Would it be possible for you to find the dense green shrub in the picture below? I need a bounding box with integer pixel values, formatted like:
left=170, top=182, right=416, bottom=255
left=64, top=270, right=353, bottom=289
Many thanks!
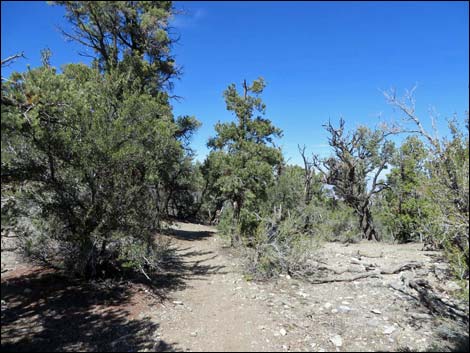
left=1, top=1, right=199, bottom=279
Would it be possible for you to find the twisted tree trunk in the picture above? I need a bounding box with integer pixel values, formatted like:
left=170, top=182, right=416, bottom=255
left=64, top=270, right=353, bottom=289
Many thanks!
left=358, top=205, right=379, bottom=241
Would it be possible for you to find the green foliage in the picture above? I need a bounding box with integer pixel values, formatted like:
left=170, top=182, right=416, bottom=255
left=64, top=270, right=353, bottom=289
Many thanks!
left=381, top=136, right=436, bottom=242
left=51, top=1, right=177, bottom=91
left=427, top=118, right=469, bottom=285
left=314, top=119, right=396, bottom=241
left=1, top=1, right=199, bottom=279
left=205, top=77, right=283, bottom=245
left=1, top=63, right=186, bottom=277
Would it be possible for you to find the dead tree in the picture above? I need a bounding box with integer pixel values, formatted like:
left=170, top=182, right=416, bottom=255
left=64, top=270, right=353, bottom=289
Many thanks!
left=298, top=145, right=315, bottom=230
left=1, top=52, right=25, bottom=67
left=384, top=87, right=469, bottom=278
left=313, top=119, right=396, bottom=241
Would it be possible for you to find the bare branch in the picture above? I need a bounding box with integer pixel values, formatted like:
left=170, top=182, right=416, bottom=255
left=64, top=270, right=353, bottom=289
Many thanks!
left=1, top=52, right=25, bottom=67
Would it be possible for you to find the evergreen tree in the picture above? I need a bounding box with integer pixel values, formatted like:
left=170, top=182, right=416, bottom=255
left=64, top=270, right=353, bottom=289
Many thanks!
left=1, top=1, right=199, bottom=279
left=313, top=119, right=396, bottom=241
left=384, top=136, right=434, bottom=242
left=206, top=78, right=283, bottom=245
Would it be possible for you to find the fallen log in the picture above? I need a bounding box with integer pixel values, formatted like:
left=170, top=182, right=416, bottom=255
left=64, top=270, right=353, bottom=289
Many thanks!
left=408, top=279, right=468, bottom=322
left=380, top=262, right=423, bottom=274
left=307, top=272, right=381, bottom=284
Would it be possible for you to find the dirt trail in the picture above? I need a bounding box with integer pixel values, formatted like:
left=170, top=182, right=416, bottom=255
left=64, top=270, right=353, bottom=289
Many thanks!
left=149, top=222, right=467, bottom=352
left=150, top=222, right=281, bottom=352
left=2, top=222, right=468, bottom=352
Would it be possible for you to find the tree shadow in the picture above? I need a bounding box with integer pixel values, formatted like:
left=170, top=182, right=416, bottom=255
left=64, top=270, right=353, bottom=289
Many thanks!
left=1, top=270, right=179, bottom=352
left=149, top=246, right=227, bottom=296
left=1, top=228, right=227, bottom=352
left=163, top=227, right=215, bottom=242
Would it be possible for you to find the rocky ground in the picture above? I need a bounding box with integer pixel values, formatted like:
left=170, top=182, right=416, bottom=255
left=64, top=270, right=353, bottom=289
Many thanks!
left=1, top=222, right=468, bottom=352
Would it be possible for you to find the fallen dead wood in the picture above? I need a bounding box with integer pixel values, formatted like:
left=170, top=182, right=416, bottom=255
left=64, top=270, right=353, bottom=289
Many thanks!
left=380, top=262, right=423, bottom=274
left=356, top=250, right=384, bottom=259
left=350, top=258, right=376, bottom=268
left=408, top=279, right=468, bottom=322
left=307, top=272, right=381, bottom=284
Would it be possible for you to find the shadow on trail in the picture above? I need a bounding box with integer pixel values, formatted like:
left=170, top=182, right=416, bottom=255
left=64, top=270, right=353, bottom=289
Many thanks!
left=163, top=224, right=215, bottom=242
left=152, top=244, right=227, bottom=293
left=1, top=229, right=226, bottom=352
left=1, top=270, right=178, bottom=352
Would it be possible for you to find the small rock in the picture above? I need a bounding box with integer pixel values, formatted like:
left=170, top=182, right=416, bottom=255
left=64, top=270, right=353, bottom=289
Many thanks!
left=330, top=335, right=343, bottom=347
left=324, top=302, right=333, bottom=309
left=341, top=301, right=350, bottom=305
left=190, top=331, right=198, bottom=337
left=445, top=281, right=461, bottom=293
left=24, top=288, right=32, bottom=294
left=172, top=301, right=183, bottom=305
left=338, top=305, right=352, bottom=313
left=367, top=319, right=380, bottom=327
left=280, top=328, right=287, bottom=336
left=371, top=309, right=382, bottom=314
left=331, top=309, right=338, bottom=314
left=383, top=325, right=396, bottom=335
left=411, top=312, right=432, bottom=320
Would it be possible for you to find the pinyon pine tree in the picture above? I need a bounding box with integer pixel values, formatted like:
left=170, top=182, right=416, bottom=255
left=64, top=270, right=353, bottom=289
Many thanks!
left=1, top=1, right=199, bottom=279
left=206, top=78, right=283, bottom=245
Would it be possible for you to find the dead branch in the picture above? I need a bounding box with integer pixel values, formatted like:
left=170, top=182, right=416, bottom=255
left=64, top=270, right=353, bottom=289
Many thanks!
left=1, top=52, right=25, bottom=67
left=408, top=279, right=468, bottom=322
left=356, top=250, right=383, bottom=258
left=380, top=262, right=423, bottom=274
left=307, top=272, right=381, bottom=284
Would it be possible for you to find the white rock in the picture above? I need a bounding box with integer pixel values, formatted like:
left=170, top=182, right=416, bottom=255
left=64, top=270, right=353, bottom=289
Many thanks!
left=331, top=309, right=338, bottom=314
left=330, top=335, right=343, bottom=347
left=383, top=325, right=396, bottom=335
left=280, top=328, right=287, bottom=336
left=172, top=300, right=183, bottom=305
left=324, top=302, right=333, bottom=309
left=190, top=331, right=198, bottom=337
left=338, top=305, right=352, bottom=313
left=371, top=309, right=382, bottom=314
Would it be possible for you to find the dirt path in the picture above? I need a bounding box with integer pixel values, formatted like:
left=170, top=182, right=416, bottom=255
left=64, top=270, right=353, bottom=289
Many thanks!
left=149, top=222, right=283, bottom=352
left=149, top=222, right=467, bottom=352
left=2, top=222, right=468, bottom=352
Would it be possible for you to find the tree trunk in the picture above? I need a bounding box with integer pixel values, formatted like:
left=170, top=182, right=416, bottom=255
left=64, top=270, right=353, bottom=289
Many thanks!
left=358, top=206, right=379, bottom=241
left=231, top=200, right=241, bottom=247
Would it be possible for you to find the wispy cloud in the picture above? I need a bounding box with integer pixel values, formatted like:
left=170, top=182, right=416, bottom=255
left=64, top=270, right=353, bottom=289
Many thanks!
left=171, top=7, right=206, bottom=29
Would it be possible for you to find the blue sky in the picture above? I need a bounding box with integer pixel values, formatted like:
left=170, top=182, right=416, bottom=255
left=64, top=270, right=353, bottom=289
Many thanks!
left=2, top=1, right=469, bottom=165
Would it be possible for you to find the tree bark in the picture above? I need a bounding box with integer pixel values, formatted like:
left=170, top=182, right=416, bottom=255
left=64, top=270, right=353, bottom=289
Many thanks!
left=358, top=205, right=379, bottom=241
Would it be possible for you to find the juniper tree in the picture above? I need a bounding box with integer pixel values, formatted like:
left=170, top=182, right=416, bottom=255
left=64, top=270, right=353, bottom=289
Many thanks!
left=313, top=119, right=396, bottom=241
left=383, top=136, right=435, bottom=242
left=384, top=88, right=469, bottom=284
